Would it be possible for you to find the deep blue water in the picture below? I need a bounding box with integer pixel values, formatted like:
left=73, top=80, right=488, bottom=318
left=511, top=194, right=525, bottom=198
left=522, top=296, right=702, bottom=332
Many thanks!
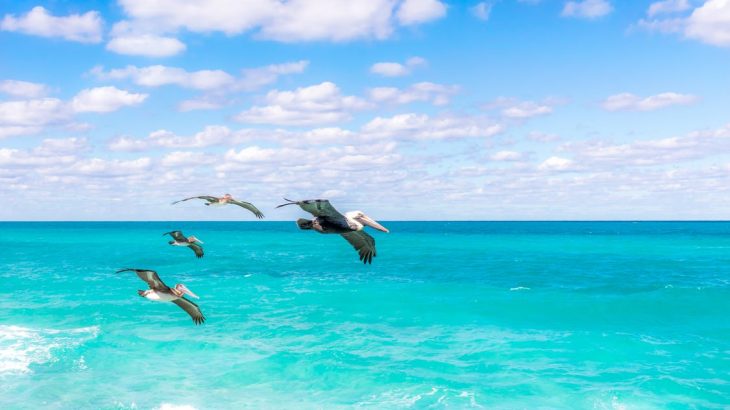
left=1, top=221, right=729, bottom=409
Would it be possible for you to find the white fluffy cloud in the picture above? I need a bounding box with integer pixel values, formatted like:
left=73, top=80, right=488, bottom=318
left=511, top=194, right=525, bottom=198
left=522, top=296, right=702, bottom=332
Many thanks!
left=0, top=86, right=144, bottom=138
left=491, top=150, right=524, bottom=161
left=685, top=0, right=730, bottom=46
left=111, top=0, right=448, bottom=50
left=362, top=113, right=503, bottom=140
left=236, top=82, right=371, bottom=125
left=0, top=6, right=102, bottom=43
left=637, top=0, right=730, bottom=48
left=501, top=101, right=553, bottom=119
left=71, top=87, right=148, bottom=113
left=0, top=80, right=49, bottom=99
left=397, top=0, right=447, bottom=25
left=109, top=126, right=248, bottom=151
left=0, top=98, right=71, bottom=127
left=562, top=0, right=613, bottom=19
left=538, top=156, right=575, bottom=171
left=370, top=57, right=426, bottom=77
left=559, top=124, right=730, bottom=167
left=92, top=65, right=235, bottom=90
left=601, top=92, right=697, bottom=111
left=368, top=82, right=458, bottom=106
left=92, top=61, right=309, bottom=111
left=106, top=34, right=187, bottom=57
left=485, top=97, right=559, bottom=119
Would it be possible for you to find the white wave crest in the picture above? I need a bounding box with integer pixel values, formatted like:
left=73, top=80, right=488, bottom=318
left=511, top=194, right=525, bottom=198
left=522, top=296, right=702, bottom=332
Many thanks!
left=0, top=324, right=99, bottom=375
left=510, top=286, right=531, bottom=291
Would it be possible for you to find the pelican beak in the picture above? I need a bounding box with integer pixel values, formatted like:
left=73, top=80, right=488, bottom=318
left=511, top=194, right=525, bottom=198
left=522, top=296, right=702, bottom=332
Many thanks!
left=180, top=285, right=200, bottom=299
left=192, top=237, right=204, bottom=244
left=360, top=215, right=389, bottom=233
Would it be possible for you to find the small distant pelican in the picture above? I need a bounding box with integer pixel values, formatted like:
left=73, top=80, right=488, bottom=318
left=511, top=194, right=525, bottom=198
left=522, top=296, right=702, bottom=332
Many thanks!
left=276, top=198, right=389, bottom=264
left=172, top=194, right=264, bottom=219
left=117, top=268, right=205, bottom=325
left=164, top=231, right=204, bottom=258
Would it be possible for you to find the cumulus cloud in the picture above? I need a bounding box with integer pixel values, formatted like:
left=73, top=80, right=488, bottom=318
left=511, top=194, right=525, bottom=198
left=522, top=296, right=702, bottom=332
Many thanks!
left=0, top=80, right=49, bottom=99
left=559, top=124, right=730, bottom=167
left=368, top=82, right=458, bottom=106
left=0, top=87, right=143, bottom=138
left=0, top=6, right=103, bottom=43
left=601, top=92, right=697, bottom=111
left=235, top=82, right=371, bottom=126
left=397, top=0, right=448, bottom=25
left=34, top=137, right=89, bottom=156
left=0, top=98, right=71, bottom=127
left=491, top=150, right=524, bottom=161
left=71, top=87, right=148, bottom=113
left=370, top=57, right=427, bottom=77
left=92, top=61, right=309, bottom=111
left=108, top=125, right=362, bottom=152
left=562, top=0, right=613, bottom=19
left=636, top=0, right=730, bottom=48
left=111, top=0, right=447, bottom=49
left=539, top=156, right=575, bottom=171
left=106, top=34, right=186, bottom=57
left=91, top=65, right=235, bottom=90
left=685, top=0, right=730, bottom=47
left=362, top=113, right=503, bottom=140
left=109, top=126, right=247, bottom=151
left=485, top=97, right=559, bottom=119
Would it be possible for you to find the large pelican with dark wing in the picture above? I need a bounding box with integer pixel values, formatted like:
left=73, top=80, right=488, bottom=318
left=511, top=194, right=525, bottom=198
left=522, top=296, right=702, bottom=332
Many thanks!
left=117, top=268, right=205, bottom=324
left=164, top=230, right=204, bottom=258
left=172, top=194, right=264, bottom=219
left=276, top=198, right=389, bottom=264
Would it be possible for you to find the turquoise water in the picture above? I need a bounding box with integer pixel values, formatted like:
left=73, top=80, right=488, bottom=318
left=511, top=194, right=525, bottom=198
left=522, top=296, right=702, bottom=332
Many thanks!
left=1, top=221, right=729, bottom=409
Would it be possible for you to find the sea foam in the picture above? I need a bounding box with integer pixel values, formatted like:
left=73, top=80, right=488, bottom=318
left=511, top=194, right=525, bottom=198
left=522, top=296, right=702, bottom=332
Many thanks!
left=0, top=324, right=99, bottom=375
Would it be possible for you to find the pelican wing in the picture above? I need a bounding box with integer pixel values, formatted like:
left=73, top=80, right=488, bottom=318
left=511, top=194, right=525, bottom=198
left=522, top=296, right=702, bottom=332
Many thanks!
left=280, top=199, right=346, bottom=221
left=164, top=230, right=187, bottom=241
left=341, top=231, right=377, bottom=264
left=229, top=199, right=265, bottom=219
left=172, top=297, right=206, bottom=325
left=172, top=196, right=218, bottom=205
left=118, top=268, right=170, bottom=291
left=189, top=243, right=204, bottom=258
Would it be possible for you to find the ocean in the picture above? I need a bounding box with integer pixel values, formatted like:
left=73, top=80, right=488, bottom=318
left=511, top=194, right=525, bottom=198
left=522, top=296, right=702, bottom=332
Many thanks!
left=1, top=221, right=729, bottom=409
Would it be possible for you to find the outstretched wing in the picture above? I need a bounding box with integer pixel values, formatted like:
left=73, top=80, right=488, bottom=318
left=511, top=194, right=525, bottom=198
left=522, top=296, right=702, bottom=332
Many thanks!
left=164, top=230, right=187, bottom=241
left=172, top=297, right=205, bottom=325
left=341, top=231, right=377, bottom=264
left=171, top=196, right=218, bottom=205
left=189, top=243, right=204, bottom=258
left=117, top=268, right=170, bottom=291
left=229, top=199, right=265, bottom=219
left=278, top=199, right=346, bottom=221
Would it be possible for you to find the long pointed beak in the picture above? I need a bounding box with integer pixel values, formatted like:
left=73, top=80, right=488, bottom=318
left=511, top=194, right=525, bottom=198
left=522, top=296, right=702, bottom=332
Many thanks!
left=193, top=238, right=204, bottom=244
left=361, top=215, right=389, bottom=233
left=183, top=287, right=200, bottom=299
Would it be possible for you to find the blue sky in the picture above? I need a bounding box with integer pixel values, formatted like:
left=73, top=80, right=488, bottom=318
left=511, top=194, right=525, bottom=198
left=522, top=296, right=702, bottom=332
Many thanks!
left=1, top=0, right=730, bottom=220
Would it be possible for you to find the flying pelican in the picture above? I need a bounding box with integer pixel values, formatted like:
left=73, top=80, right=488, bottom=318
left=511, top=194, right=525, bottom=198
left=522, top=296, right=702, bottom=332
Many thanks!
left=172, top=194, right=264, bottom=219
left=117, top=268, right=205, bottom=325
left=164, top=231, right=204, bottom=258
left=276, top=198, right=389, bottom=264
